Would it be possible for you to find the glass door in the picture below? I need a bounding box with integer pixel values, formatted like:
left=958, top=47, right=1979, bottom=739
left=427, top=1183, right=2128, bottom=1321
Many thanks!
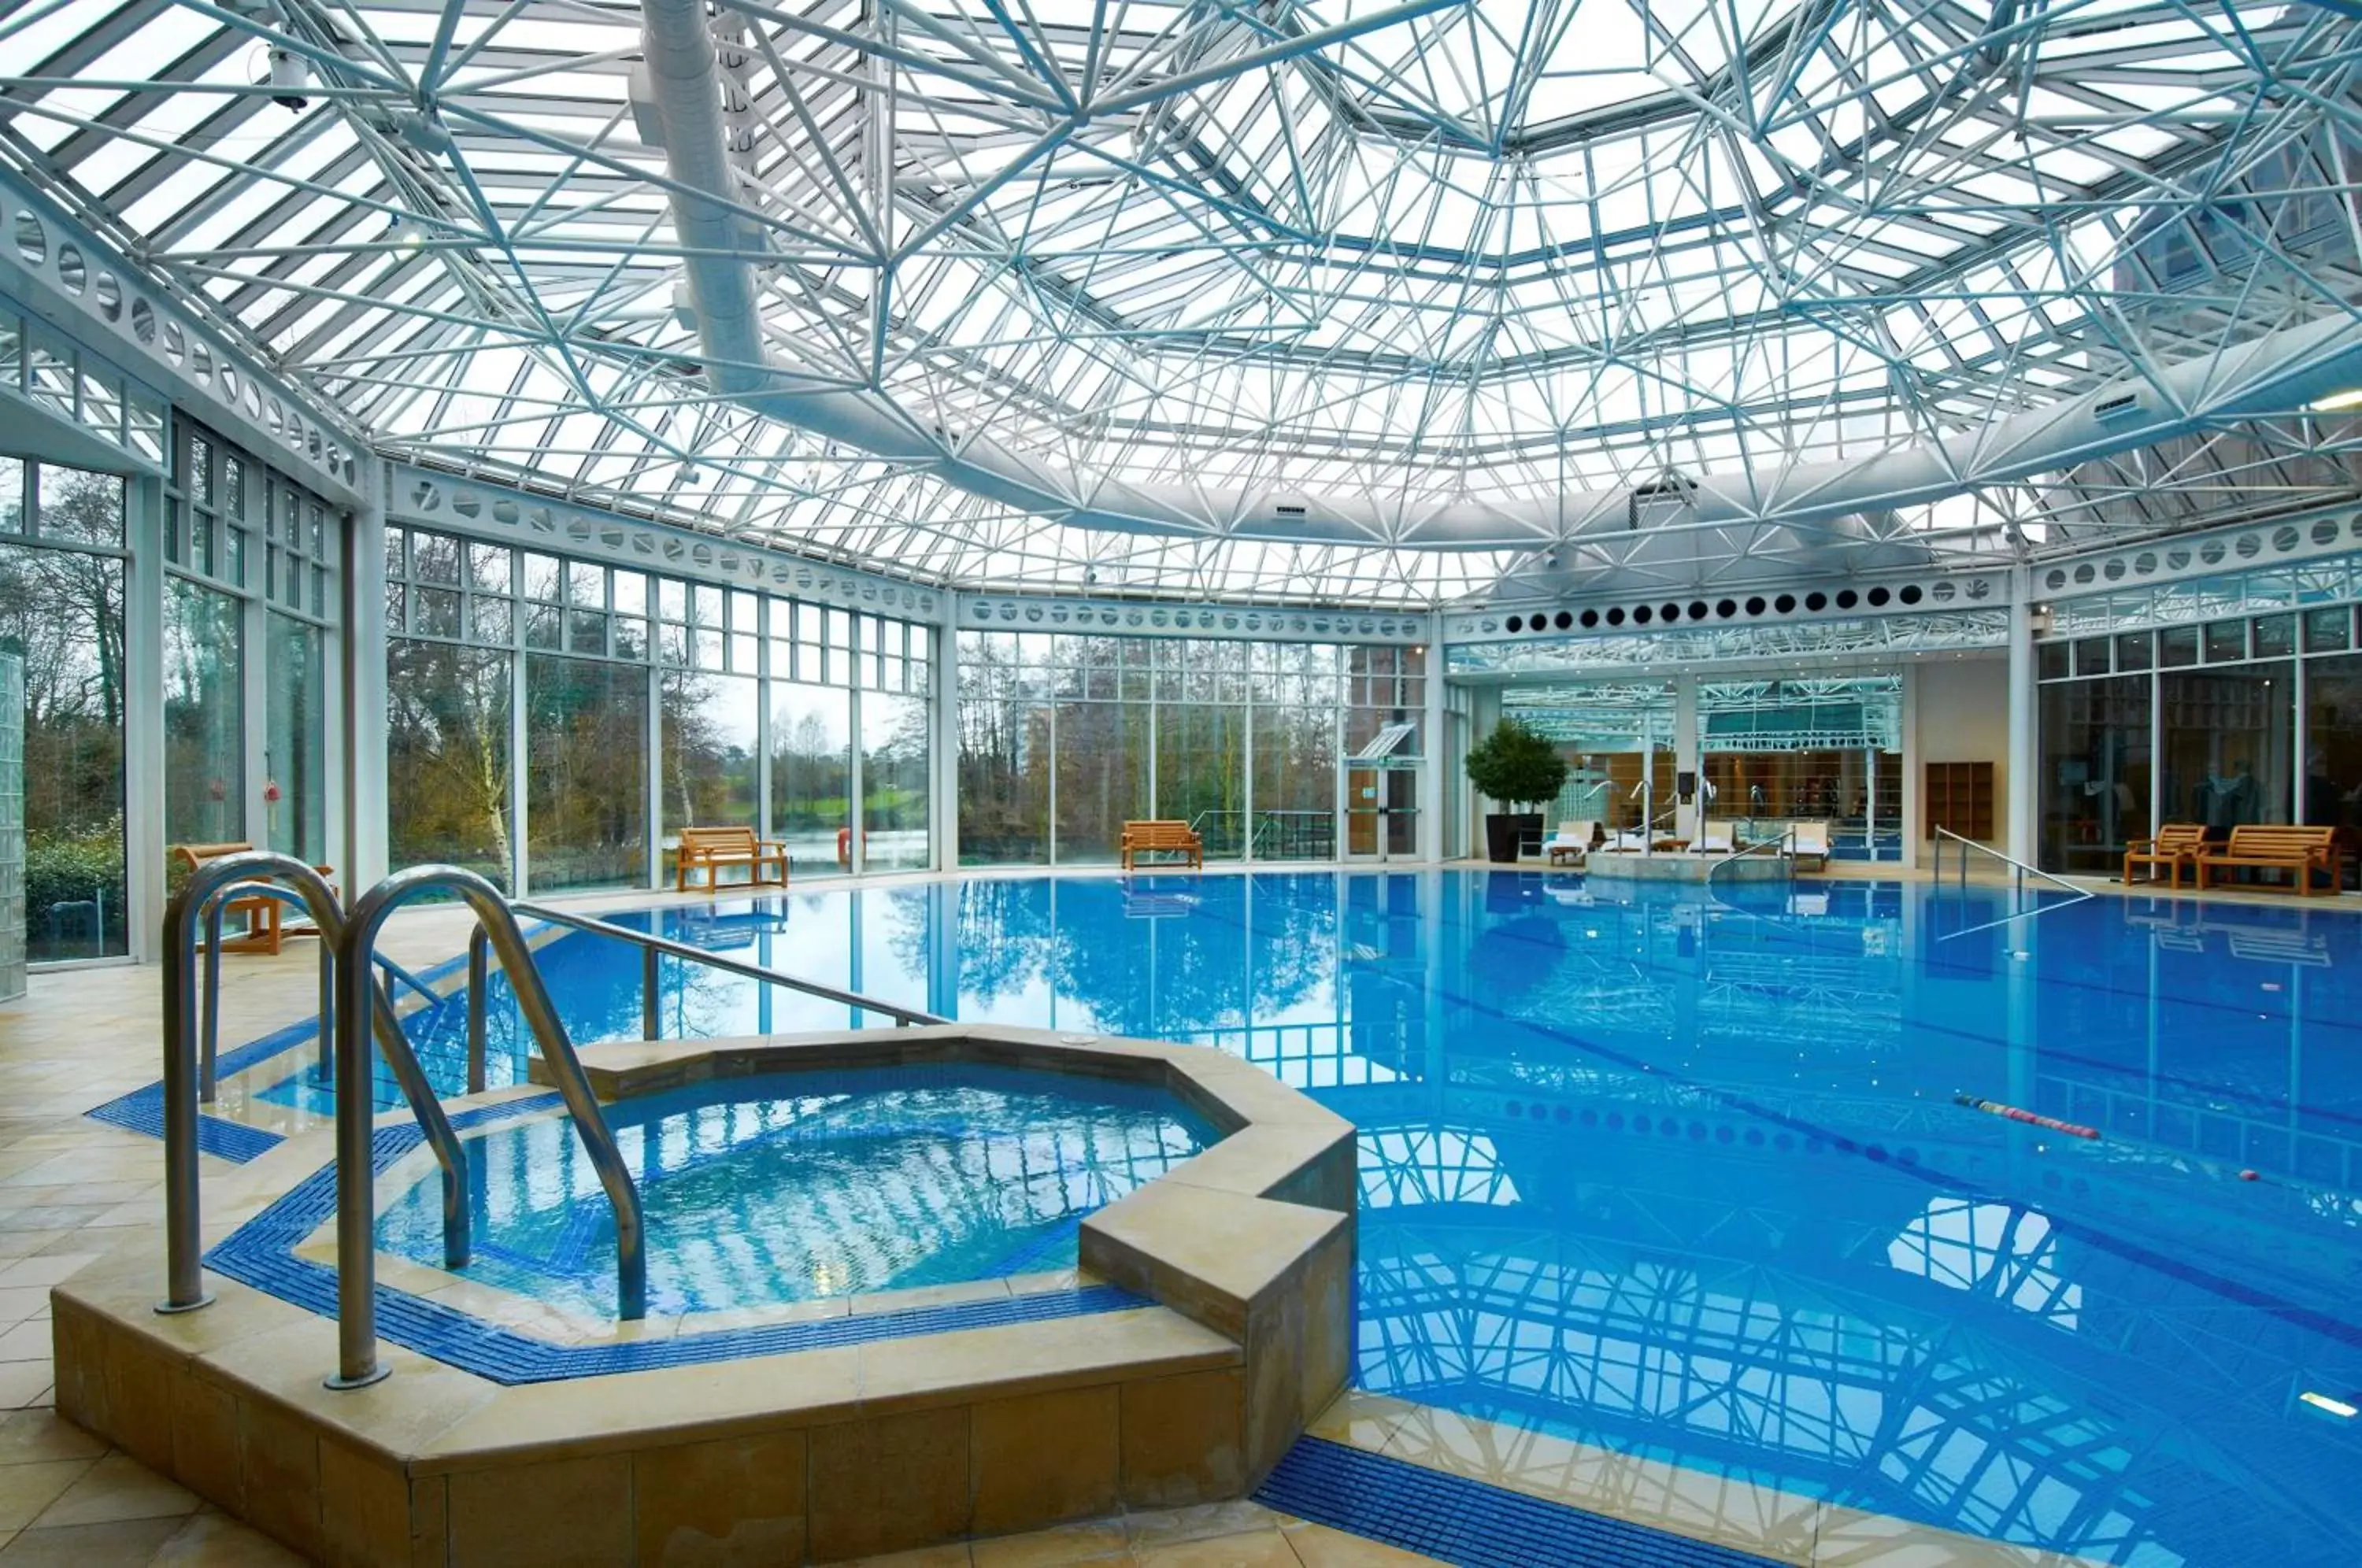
left=1345, top=762, right=1419, bottom=860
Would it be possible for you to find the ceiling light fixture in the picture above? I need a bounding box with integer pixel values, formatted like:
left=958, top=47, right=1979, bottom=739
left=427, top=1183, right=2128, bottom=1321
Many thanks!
left=2299, top=1391, right=2358, bottom=1419
left=2306, top=388, right=2362, bottom=413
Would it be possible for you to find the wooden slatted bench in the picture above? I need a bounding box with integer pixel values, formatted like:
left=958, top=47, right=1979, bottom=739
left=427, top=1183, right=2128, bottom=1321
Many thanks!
left=2194, top=824, right=2338, bottom=896
left=673, top=826, right=789, bottom=893
left=1119, top=819, right=1203, bottom=871
left=171, top=841, right=336, bottom=956
left=2123, top=823, right=2207, bottom=889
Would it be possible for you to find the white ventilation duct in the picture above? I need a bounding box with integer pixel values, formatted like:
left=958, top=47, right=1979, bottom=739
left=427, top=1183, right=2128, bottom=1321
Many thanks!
left=639, top=0, right=2362, bottom=553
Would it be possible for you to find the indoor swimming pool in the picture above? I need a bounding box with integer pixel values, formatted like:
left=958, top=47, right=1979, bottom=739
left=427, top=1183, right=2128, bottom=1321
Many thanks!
left=256, top=871, right=2362, bottom=1566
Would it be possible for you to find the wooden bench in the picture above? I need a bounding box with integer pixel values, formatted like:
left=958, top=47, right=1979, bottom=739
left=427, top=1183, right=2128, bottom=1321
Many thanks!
left=1119, top=819, right=1203, bottom=871
left=2195, top=824, right=2338, bottom=896
left=673, top=826, right=789, bottom=893
left=171, top=842, right=335, bottom=956
left=2123, top=823, right=2207, bottom=889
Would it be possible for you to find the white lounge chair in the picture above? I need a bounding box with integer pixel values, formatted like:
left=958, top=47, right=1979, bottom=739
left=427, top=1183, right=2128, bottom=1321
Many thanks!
left=1546, top=820, right=1597, bottom=865
left=1697, top=827, right=1734, bottom=855
left=1790, top=819, right=1831, bottom=871
left=1605, top=828, right=1649, bottom=853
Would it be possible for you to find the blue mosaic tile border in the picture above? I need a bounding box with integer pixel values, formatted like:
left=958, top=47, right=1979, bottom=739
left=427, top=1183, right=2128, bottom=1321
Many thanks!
left=203, top=1092, right=1152, bottom=1385
left=1255, top=1437, right=1782, bottom=1568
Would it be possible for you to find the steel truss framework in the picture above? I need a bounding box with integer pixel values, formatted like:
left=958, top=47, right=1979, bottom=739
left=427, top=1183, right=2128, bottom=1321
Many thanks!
left=9, top=0, right=2362, bottom=605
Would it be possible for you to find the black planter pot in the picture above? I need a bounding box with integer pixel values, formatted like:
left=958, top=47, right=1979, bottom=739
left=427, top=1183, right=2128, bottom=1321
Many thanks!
left=1484, top=812, right=1542, bottom=864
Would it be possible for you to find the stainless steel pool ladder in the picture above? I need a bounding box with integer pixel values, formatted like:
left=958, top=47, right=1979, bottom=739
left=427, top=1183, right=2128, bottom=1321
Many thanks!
left=487, top=904, right=945, bottom=1077
left=332, top=867, right=649, bottom=1387
left=160, top=853, right=473, bottom=1323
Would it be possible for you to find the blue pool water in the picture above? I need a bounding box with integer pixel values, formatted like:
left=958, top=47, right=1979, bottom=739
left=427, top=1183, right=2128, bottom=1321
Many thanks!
left=262, top=871, right=2362, bottom=1566
left=375, top=1063, right=1218, bottom=1317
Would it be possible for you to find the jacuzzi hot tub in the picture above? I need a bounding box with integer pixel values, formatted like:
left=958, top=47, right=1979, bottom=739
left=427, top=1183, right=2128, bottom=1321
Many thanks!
left=374, top=1061, right=1224, bottom=1316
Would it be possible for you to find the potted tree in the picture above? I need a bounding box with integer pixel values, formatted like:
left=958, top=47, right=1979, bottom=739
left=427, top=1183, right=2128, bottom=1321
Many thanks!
left=1465, top=716, right=1569, bottom=864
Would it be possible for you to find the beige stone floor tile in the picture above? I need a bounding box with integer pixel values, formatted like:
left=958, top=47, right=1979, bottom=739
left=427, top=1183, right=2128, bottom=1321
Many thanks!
left=0, top=1514, right=187, bottom=1566
left=146, top=1509, right=311, bottom=1566
left=0, top=1461, right=91, bottom=1531
left=29, top=1452, right=199, bottom=1529
left=1129, top=1526, right=1298, bottom=1567
left=970, top=1518, right=1132, bottom=1566
left=0, top=1370, right=51, bottom=1415
left=0, top=1259, right=97, bottom=1292
left=846, top=1545, right=976, bottom=1567
left=1122, top=1501, right=1287, bottom=1555
left=0, top=1412, right=103, bottom=1467
left=1276, top=1522, right=1442, bottom=1568
left=0, top=1293, right=50, bottom=1328
left=0, top=1326, right=50, bottom=1365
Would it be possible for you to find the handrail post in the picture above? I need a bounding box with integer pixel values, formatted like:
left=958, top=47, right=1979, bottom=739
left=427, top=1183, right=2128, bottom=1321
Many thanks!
left=466, top=925, right=489, bottom=1096
left=200, top=897, right=226, bottom=1102
left=642, top=945, right=661, bottom=1041
left=161, top=853, right=346, bottom=1316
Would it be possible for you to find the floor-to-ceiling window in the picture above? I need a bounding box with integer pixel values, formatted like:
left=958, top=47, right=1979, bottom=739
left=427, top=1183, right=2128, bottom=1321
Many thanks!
left=772, top=680, right=852, bottom=877
left=165, top=422, right=342, bottom=875
left=862, top=690, right=931, bottom=871
left=1249, top=644, right=1339, bottom=860
left=0, top=461, right=128, bottom=960
left=384, top=524, right=932, bottom=890
left=2037, top=669, right=2151, bottom=875
left=2035, top=610, right=2327, bottom=874
left=955, top=631, right=1405, bottom=866
left=526, top=653, right=648, bottom=893
left=1699, top=675, right=1903, bottom=856
left=954, top=634, right=1051, bottom=865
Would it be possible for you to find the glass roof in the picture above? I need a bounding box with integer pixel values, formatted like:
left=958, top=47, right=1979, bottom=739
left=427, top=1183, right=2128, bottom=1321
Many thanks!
left=3, top=0, right=2360, bottom=603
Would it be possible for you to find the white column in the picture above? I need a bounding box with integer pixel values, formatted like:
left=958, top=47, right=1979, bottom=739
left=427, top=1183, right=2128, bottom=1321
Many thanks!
left=124, top=474, right=168, bottom=961
left=1418, top=619, right=1445, bottom=863
left=2006, top=565, right=2038, bottom=863
left=1673, top=675, right=1700, bottom=840
left=339, top=483, right=390, bottom=889
left=847, top=682, right=866, bottom=875
left=931, top=594, right=958, bottom=871
left=1899, top=665, right=1920, bottom=870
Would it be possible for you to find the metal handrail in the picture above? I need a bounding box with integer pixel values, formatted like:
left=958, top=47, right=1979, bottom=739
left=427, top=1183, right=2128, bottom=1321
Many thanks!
left=1932, top=826, right=2086, bottom=897
left=505, top=901, right=947, bottom=1037
left=193, top=882, right=446, bottom=1101
left=1931, top=827, right=2094, bottom=941
left=198, top=882, right=335, bottom=1100
left=333, top=867, right=648, bottom=1389
left=163, top=855, right=468, bottom=1317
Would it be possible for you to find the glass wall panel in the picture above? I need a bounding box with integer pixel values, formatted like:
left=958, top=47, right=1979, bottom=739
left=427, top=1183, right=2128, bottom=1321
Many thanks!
left=1054, top=700, right=1151, bottom=864
left=861, top=690, right=931, bottom=871
left=661, top=669, right=760, bottom=876
left=2160, top=664, right=2292, bottom=832
left=2304, top=653, right=2362, bottom=839
left=1503, top=681, right=1673, bottom=834
left=956, top=691, right=1050, bottom=867
left=772, top=682, right=850, bottom=875
left=0, top=470, right=128, bottom=959
left=164, top=577, right=244, bottom=848
left=264, top=614, right=326, bottom=863
left=1156, top=702, right=1245, bottom=858
left=1249, top=646, right=1337, bottom=860
left=2037, top=676, right=2151, bottom=875
left=387, top=640, right=512, bottom=887
left=526, top=654, right=647, bottom=891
